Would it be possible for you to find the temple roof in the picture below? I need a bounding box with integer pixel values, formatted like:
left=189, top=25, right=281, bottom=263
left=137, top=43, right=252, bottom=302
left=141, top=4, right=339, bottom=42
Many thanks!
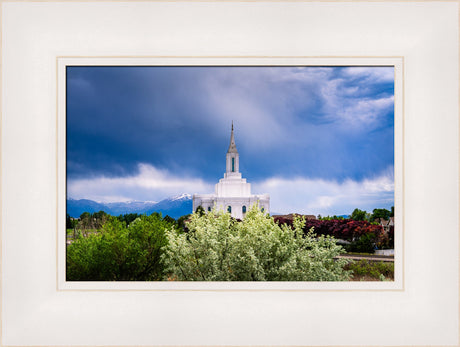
left=227, top=122, right=238, bottom=154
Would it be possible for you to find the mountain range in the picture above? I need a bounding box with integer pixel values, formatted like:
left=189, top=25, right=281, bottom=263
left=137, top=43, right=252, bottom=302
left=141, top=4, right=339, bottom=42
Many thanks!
left=67, top=194, right=193, bottom=219
left=67, top=195, right=344, bottom=220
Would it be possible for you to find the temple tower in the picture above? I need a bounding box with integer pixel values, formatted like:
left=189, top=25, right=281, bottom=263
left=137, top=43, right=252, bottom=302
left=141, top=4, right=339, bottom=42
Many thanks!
left=192, top=123, right=270, bottom=219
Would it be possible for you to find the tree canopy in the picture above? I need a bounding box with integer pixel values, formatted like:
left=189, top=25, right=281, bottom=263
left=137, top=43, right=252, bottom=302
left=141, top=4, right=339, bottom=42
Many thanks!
left=350, top=208, right=368, bottom=221
left=372, top=208, right=391, bottom=221
left=66, top=213, right=174, bottom=281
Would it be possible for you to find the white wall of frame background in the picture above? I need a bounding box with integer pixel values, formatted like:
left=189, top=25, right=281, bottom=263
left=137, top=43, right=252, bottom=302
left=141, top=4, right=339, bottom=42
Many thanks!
left=1, top=1, right=459, bottom=346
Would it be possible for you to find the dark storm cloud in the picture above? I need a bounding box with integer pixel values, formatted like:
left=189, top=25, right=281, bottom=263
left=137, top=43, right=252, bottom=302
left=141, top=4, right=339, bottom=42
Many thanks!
left=66, top=66, right=394, bottom=213
left=67, top=66, right=232, bottom=180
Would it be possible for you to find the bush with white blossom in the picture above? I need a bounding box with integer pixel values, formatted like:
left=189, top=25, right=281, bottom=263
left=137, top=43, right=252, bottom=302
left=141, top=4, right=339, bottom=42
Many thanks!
left=162, top=206, right=351, bottom=281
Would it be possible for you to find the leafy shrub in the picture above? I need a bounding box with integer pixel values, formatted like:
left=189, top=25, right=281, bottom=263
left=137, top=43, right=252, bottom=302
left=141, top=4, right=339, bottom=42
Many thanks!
left=346, top=260, right=394, bottom=280
left=176, top=214, right=191, bottom=232
left=66, top=214, right=173, bottom=281
left=116, top=213, right=142, bottom=226
left=273, top=216, right=393, bottom=250
left=345, top=233, right=376, bottom=253
left=162, top=207, right=352, bottom=281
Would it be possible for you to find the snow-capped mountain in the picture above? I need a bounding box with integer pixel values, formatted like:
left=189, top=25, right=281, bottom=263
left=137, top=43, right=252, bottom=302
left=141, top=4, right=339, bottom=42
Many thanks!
left=105, top=200, right=158, bottom=214
left=67, top=194, right=193, bottom=219
left=145, top=194, right=192, bottom=218
left=169, top=193, right=191, bottom=201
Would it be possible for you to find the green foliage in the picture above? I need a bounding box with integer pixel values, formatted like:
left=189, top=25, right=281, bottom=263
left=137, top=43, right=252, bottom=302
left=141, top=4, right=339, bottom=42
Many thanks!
left=195, top=205, right=205, bottom=216
left=346, top=260, right=394, bottom=280
left=162, top=207, right=352, bottom=281
left=318, top=215, right=346, bottom=221
left=372, top=208, right=391, bottom=221
left=66, top=214, right=174, bottom=281
left=163, top=215, right=176, bottom=225
left=350, top=208, right=367, bottom=221
left=77, top=211, right=110, bottom=236
left=176, top=214, right=191, bottom=232
left=66, top=214, right=77, bottom=229
left=116, top=213, right=142, bottom=226
left=345, top=233, right=376, bottom=253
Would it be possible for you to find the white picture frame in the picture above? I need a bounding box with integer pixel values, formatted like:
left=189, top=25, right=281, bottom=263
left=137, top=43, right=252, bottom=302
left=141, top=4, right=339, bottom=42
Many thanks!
left=1, top=1, right=458, bottom=346
left=57, top=56, right=404, bottom=291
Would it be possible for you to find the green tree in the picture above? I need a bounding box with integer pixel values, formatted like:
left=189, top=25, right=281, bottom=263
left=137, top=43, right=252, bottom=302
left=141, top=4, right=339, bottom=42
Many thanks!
left=319, top=215, right=346, bottom=221
left=93, top=210, right=109, bottom=228
left=66, top=214, right=174, bottom=281
left=176, top=214, right=191, bottom=232
left=117, top=213, right=142, bottom=226
left=345, top=233, right=377, bottom=253
left=350, top=208, right=367, bottom=221
left=372, top=208, right=391, bottom=221
left=163, top=215, right=176, bottom=225
left=162, top=206, right=351, bottom=281
left=195, top=205, right=205, bottom=216
left=66, top=214, right=77, bottom=229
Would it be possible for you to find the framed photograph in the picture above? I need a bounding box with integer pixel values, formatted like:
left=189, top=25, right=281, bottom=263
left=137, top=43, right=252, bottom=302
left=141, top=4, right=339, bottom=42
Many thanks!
left=58, top=58, right=403, bottom=291
left=2, top=1, right=458, bottom=346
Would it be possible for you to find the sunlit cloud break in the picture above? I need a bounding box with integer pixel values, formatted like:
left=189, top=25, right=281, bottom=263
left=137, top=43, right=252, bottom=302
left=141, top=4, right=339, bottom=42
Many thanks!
left=67, top=163, right=213, bottom=203
left=253, top=167, right=394, bottom=216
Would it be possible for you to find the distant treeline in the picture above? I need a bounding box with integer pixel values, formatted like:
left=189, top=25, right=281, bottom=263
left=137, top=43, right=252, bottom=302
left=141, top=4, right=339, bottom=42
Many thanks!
left=318, top=207, right=394, bottom=222
left=66, top=211, right=190, bottom=233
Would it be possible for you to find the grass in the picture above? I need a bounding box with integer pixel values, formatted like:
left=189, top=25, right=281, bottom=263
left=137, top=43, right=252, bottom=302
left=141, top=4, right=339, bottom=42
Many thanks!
left=345, top=259, right=394, bottom=281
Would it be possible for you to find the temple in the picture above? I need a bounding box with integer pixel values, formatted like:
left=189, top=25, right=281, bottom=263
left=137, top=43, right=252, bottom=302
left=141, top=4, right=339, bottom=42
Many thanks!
left=192, top=123, right=270, bottom=219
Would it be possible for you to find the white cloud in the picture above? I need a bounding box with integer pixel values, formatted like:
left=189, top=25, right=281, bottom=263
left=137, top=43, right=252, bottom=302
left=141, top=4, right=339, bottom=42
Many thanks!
left=68, top=162, right=394, bottom=217
left=67, top=163, right=213, bottom=203
left=338, top=95, right=394, bottom=126
left=253, top=167, right=394, bottom=216
left=341, top=66, right=394, bottom=83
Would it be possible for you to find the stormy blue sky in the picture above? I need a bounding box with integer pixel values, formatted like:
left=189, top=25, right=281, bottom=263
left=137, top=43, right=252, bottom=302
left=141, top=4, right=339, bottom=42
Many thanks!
left=66, top=66, right=394, bottom=216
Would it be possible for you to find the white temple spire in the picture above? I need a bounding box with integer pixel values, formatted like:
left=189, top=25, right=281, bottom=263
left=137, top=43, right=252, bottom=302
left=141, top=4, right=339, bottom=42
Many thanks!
left=227, top=121, right=238, bottom=154
left=226, top=122, right=240, bottom=175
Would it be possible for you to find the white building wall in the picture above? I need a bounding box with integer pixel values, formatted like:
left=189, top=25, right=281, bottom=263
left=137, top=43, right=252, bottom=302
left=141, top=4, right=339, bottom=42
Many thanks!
left=193, top=194, right=270, bottom=219
left=215, top=178, right=251, bottom=197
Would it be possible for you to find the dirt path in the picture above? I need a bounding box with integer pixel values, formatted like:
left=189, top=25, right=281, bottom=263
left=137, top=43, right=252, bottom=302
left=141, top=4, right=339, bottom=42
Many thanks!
left=335, top=254, right=394, bottom=262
